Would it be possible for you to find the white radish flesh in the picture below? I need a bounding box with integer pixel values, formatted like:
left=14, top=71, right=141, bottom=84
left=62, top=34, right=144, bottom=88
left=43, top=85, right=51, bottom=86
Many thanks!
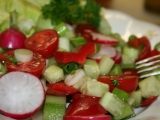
left=14, top=49, right=33, bottom=62
left=0, top=71, right=45, bottom=119
left=65, top=69, right=85, bottom=86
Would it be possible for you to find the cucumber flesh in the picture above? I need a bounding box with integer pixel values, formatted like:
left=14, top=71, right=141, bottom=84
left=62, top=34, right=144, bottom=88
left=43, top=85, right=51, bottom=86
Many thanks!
left=43, top=95, right=66, bottom=120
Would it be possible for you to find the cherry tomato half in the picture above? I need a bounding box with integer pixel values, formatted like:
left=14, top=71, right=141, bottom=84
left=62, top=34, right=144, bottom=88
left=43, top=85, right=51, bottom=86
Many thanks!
left=98, top=75, right=138, bottom=94
left=65, top=98, right=107, bottom=116
left=25, top=29, right=59, bottom=58
left=140, top=96, right=158, bottom=107
left=0, top=50, right=46, bottom=77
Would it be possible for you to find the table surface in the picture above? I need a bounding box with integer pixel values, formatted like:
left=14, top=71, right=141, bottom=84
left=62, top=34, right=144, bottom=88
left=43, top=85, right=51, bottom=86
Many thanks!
left=108, top=0, right=160, bottom=26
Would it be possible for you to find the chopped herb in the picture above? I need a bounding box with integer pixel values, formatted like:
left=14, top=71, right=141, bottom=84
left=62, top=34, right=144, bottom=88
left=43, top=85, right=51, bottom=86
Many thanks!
left=111, top=78, right=119, bottom=86
left=5, top=54, right=18, bottom=64
left=41, top=0, right=101, bottom=28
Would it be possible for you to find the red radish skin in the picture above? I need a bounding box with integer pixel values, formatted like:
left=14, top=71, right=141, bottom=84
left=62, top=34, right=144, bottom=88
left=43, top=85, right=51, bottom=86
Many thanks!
left=0, top=71, right=45, bottom=119
left=88, top=45, right=117, bottom=62
left=90, top=32, right=119, bottom=45
left=0, top=28, right=26, bottom=49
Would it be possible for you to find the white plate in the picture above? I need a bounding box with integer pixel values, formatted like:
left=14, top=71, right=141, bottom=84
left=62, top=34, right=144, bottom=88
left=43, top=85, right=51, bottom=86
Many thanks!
left=1, top=9, right=160, bottom=120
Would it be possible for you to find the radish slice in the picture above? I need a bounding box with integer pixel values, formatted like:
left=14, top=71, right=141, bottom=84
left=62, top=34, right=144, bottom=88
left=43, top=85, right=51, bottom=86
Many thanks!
left=0, top=71, right=45, bottom=119
left=90, top=32, right=119, bottom=45
left=14, top=49, right=33, bottom=62
left=65, top=69, right=85, bottom=86
left=88, top=45, right=117, bottom=62
left=113, top=51, right=122, bottom=64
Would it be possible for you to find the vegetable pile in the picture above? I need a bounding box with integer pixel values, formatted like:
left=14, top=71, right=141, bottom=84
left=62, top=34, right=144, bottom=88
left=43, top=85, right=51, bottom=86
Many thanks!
left=0, top=0, right=160, bottom=120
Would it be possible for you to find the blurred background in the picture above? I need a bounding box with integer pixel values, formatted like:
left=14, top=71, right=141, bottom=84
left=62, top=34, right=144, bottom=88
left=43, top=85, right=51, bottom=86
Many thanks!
left=95, top=0, right=160, bottom=26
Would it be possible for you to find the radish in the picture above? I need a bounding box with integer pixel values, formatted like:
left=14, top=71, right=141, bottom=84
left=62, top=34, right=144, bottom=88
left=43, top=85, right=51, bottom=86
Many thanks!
left=0, top=71, right=45, bottom=119
left=90, top=32, right=118, bottom=45
left=88, top=45, right=117, bottom=62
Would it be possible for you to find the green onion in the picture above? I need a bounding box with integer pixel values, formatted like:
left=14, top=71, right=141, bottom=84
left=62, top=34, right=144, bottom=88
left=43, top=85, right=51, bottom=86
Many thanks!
left=70, top=35, right=87, bottom=47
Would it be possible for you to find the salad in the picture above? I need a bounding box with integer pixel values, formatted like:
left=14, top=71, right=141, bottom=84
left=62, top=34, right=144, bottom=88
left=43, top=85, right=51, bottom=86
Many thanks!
left=0, top=0, right=160, bottom=120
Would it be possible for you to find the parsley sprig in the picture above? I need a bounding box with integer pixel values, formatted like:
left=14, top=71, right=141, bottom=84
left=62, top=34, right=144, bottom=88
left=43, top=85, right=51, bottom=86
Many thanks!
left=41, top=0, right=101, bottom=28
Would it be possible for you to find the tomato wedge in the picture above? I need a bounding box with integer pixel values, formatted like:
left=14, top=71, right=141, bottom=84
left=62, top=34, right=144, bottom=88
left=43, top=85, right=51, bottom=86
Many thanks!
left=0, top=50, right=46, bottom=77
left=140, top=96, right=158, bottom=107
left=25, top=29, right=59, bottom=58
left=46, top=82, right=78, bottom=96
left=98, top=75, right=138, bottom=93
left=65, top=98, right=107, bottom=116
left=64, top=115, right=111, bottom=120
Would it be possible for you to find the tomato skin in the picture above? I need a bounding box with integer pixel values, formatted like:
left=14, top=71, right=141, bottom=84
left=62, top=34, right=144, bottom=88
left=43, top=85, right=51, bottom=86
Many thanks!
left=54, top=43, right=95, bottom=65
left=72, top=93, right=101, bottom=102
left=46, top=82, right=78, bottom=96
left=64, top=115, right=111, bottom=120
left=149, top=49, right=159, bottom=57
left=98, top=75, right=138, bottom=94
left=25, top=29, right=59, bottom=59
left=140, top=96, right=158, bottom=107
left=66, top=98, right=107, bottom=116
left=0, top=50, right=46, bottom=77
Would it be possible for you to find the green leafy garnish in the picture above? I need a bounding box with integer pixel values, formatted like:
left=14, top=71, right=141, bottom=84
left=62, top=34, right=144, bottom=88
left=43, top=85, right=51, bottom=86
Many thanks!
left=111, top=78, right=119, bottom=86
left=41, top=0, right=101, bottom=28
left=5, top=54, right=18, bottom=64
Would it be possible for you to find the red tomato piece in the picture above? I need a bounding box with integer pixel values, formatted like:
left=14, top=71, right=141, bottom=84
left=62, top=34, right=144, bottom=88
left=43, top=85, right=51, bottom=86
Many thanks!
left=98, top=75, right=138, bottom=94
left=66, top=98, right=107, bottom=116
left=72, top=93, right=101, bottom=102
left=24, top=29, right=59, bottom=58
left=0, top=50, right=46, bottom=77
left=46, top=82, right=78, bottom=96
left=140, top=96, right=158, bottom=107
left=64, top=115, right=111, bottom=120
left=149, top=49, right=159, bottom=57
left=54, top=43, right=95, bottom=65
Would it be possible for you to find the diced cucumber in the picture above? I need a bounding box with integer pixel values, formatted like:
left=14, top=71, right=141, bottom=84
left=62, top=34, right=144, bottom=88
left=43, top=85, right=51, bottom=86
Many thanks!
left=64, top=30, right=76, bottom=39
left=46, top=57, right=57, bottom=68
left=128, top=90, right=142, bottom=108
left=43, top=65, right=64, bottom=84
left=112, top=88, right=129, bottom=102
left=83, top=59, right=100, bottom=79
left=43, top=95, right=66, bottom=120
left=99, top=92, right=126, bottom=117
left=0, top=62, right=7, bottom=77
left=58, top=37, right=71, bottom=52
left=99, top=55, right=114, bottom=75
left=114, top=103, right=135, bottom=120
left=122, top=54, right=136, bottom=64
left=120, top=63, right=136, bottom=69
left=139, top=76, right=160, bottom=98
left=80, top=80, right=109, bottom=97
left=109, top=64, right=123, bottom=75
left=72, top=76, right=92, bottom=90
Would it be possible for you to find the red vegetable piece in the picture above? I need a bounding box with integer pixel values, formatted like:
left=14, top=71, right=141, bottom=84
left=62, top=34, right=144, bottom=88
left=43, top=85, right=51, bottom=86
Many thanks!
left=54, top=43, right=95, bottom=65
left=98, top=75, right=138, bottom=94
left=0, top=28, right=26, bottom=49
left=64, top=115, right=111, bottom=120
left=25, top=29, right=59, bottom=58
left=66, top=98, right=107, bottom=116
left=140, top=96, right=158, bottom=107
left=46, top=82, right=78, bottom=96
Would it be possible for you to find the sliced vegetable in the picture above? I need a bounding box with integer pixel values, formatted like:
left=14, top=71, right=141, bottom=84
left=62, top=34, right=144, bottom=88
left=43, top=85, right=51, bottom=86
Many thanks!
left=65, top=98, right=107, bottom=116
left=43, top=65, right=64, bottom=84
left=46, top=82, right=78, bottom=96
left=54, top=43, right=95, bottom=65
left=25, top=29, right=59, bottom=58
left=0, top=50, right=46, bottom=77
left=43, top=95, right=66, bottom=120
left=64, top=115, right=111, bottom=120
left=140, top=96, right=158, bottom=107
left=98, top=75, right=138, bottom=93
left=0, top=71, right=45, bottom=119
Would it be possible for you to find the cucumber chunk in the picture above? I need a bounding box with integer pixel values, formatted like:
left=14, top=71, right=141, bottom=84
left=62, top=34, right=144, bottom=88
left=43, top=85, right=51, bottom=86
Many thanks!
left=112, top=88, right=129, bottom=101
left=99, top=92, right=126, bottom=117
left=84, top=59, right=100, bottom=79
left=43, top=95, right=66, bottom=120
left=43, top=65, right=64, bottom=84
left=139, top=76, right=160, bottom=98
